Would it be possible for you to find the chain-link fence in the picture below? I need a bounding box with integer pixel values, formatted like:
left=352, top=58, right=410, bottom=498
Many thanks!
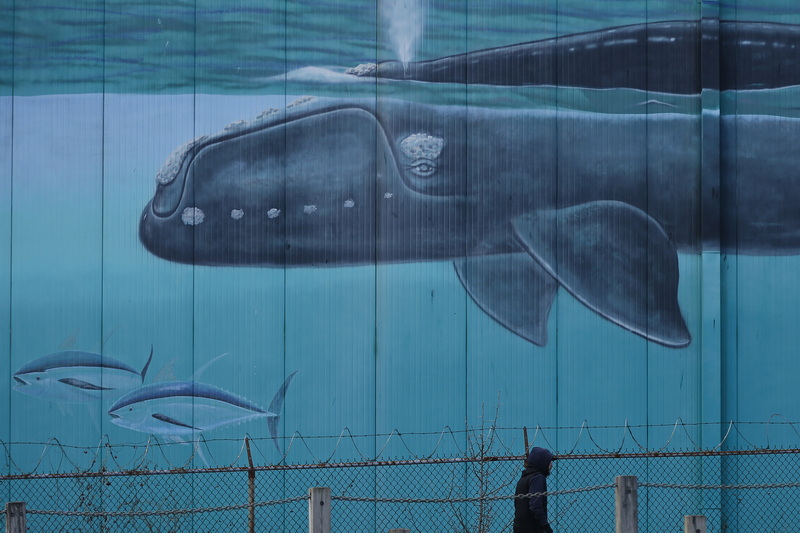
left=2, top=447, right=800, bottom=532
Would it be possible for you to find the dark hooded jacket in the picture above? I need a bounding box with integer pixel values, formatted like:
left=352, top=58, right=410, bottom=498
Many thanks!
left=513, top=447, right=554, bottom=533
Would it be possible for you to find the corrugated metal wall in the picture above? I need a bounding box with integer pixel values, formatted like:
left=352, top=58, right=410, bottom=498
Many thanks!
left=2, top=1, right=800, bottom=483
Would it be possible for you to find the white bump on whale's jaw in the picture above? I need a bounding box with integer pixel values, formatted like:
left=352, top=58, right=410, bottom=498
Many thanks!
left=156, top=135, right=208, bottom=186
left=153, top=96, right=320, bottom=195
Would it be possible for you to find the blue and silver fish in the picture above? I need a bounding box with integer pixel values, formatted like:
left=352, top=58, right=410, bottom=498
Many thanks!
left=108, top=370, right=298, bottom=451
left=13, top=347, right=154, bottom=403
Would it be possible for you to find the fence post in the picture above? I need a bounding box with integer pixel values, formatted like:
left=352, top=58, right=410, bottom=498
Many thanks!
left=684, top=515, right=707, bottom=533
left=245, top=438, right=256, bottom=533
left=5, top=502, right=26, bottom=533
left=309, top=487, right=331, bottom=533
left=615, top=476, right=638, bottom=533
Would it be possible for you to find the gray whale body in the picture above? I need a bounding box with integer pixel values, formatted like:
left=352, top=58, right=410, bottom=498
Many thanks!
left=350, top=20, right=800, bottom=94
left=138, top=91, right=800, bottom=349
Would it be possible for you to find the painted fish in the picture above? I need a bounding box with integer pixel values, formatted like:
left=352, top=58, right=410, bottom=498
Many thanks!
left=13, top=347, right=154, bottom=403
left=108, top=370, right=298, bottom=451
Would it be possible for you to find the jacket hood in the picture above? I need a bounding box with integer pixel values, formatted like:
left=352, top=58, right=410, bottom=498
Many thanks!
left=526, top=447, right=554, bottom=475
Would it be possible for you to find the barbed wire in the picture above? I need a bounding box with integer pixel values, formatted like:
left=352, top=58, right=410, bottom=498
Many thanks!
left=5, top=446, right=800, bottom=482
left=3, top=417, right=800, bottom=475
left=27, top=495, right=309, bottom=518
left=20, top=478, right=800, bottom=520
left=333, top=484, right=616, bottom=504
left=641, top=482, right=800, bottom=490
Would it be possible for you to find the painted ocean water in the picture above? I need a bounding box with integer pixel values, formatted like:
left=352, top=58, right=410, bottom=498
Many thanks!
left=3, top=0, right=800, bottom=477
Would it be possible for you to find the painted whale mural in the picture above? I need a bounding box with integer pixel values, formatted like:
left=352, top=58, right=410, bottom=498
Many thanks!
left=140, top=97, right=706, bottom=348
left=14, top=347, right=154, bottom=403
left=346, top=20, right=800, bottom=93
left=138, top=21, right=800, bottom=349
left=108, top=370, right=298, bottom=451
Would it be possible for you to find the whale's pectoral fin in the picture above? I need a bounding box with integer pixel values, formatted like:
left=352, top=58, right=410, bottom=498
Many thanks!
left=511, top=201, right=690, bottom=348
left=455, top=253, right=558, bottom=346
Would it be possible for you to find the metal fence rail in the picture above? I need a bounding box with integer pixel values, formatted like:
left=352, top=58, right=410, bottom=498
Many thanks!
left=2, top=448, right=800, bottom=532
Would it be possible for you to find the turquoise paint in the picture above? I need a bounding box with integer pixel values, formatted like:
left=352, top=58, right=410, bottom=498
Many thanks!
left=3, top=1, right=800, bottom=530
left=0, top=85, right=10, bottom=495
left=0, top=30, right=794, bottom=452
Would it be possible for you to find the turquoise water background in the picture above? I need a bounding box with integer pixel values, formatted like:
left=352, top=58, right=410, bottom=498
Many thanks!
left=2, top=0, right=800, bottom=477
left=3, top=0, right=800, bottom=99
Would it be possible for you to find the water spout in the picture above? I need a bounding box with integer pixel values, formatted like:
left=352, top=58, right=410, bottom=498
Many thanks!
left=381, top=0, right=423, bottom=76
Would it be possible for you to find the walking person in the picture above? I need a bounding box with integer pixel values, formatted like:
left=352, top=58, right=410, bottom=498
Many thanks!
left=513, top=446, right=554, bottom=533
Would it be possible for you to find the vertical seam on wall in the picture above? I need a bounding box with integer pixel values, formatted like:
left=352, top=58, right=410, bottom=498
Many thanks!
left=554, top=0, right=560, bottom=458
left=7, top=0, right=15, bottom=486
left=372, top=0, right=379, bottom=525
left=733, top=4, right=740, bottom=453
left=101, top=0, right=107, bottom=416
left=100, top=0, right=107, bottom=524
left=644, top=0, right=651, bottom=520
left=464, top=0, right=469, bottom=459
left=191, top=0, right=198, bottom=523
left=376, top=0, right=381, bottom=523
left=463, top=0, right=470, bottom=500
left=283, top=0, right=288, bottom=521
left=283, top=0, right=289, bottom=470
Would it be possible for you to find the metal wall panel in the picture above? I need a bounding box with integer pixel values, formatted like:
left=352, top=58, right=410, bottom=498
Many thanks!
left=4, top=5, right=800, bottom=529
left=9, top=0, right=105, bottom=463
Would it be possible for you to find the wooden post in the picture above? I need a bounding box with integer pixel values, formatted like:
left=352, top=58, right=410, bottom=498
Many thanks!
left=6, top=502, right=26, bottom=533
left=523, top=426, right=529, bottom=462
left=309, top=487, right=331, bottom=533
left=684, top=515, right=707, bottom=533
left=615, top=476, right=638, bottom=533
left=245, top=438, right=256, bottom=533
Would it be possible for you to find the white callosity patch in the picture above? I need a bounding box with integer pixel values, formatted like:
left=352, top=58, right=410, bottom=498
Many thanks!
left=648, top=36, right=677, bottom=43
left=343, top=199, right=355, bottom=208
left=384, top=192, right=394, bottom=199
left=267, top=208, right=281, bottom=219
left=400, top=133, right=444, bottom=161
left=603, top=38, right=639, bottom=46
left=181, top=207, right=205, bottom=225
left=257, top=108, right=280, bottom=120
left=230, top=209, right=244, bottom=220
left=224, top=119, right=248, bottom=132
left=287, top=96, right=315, bottom=109
left=400, top=133, right=444, bottom=177
left=157, top=135, right=208, bottom=185
left=345, top=63, right=377, bottom=76
left=303, top=205, right=317, bottom=214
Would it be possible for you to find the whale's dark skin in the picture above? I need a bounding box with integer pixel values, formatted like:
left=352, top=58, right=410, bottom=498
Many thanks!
left=350, top=20, right=800, bottom=94
left=138, top=94, right=800, bottom=349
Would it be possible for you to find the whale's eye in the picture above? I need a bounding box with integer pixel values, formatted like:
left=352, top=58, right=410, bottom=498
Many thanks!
left=36, top=377, right=41, bottom=381
left=397, top=132, right=459, bottom=196
left=409, top=159, right=437, bottom=177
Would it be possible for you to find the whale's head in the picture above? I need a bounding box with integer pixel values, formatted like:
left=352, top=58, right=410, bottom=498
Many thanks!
left=139, top=97, right=475, bottom=267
